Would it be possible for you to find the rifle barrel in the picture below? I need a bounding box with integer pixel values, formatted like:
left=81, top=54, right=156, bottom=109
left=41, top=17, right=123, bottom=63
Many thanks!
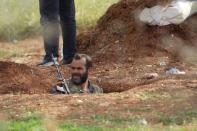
left=52, top=55, right=70, bottom=94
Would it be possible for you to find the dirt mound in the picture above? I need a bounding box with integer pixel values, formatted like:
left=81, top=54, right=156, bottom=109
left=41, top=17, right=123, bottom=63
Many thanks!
left=78, top=0, right=197, bottom=64
left=0, top=62, right=54, bottom=94
left=1, top=0, right=197, bottom=94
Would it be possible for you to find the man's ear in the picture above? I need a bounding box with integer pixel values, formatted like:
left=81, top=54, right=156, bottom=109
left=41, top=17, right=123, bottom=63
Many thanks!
left=88, top=68, right=92, bottom=73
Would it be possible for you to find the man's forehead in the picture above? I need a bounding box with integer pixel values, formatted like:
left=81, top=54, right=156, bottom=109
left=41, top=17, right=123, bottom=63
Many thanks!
left=71, top=58, right=86, bottom=66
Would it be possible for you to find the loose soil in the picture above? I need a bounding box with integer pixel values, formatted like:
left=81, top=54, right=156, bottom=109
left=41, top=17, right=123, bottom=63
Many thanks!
left=0, top=61, right=56, bottom=94
left=0, top=0, right=197, bottom=127
left=78, top=0, right=197, bottom=64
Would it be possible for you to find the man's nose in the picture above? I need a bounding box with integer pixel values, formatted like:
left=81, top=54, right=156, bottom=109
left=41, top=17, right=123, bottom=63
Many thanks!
left=72, top=68, right=79, bottom=73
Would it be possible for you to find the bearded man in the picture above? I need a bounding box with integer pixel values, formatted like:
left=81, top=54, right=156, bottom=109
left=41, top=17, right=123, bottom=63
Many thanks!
left=51, top=54, right=103, bottom=94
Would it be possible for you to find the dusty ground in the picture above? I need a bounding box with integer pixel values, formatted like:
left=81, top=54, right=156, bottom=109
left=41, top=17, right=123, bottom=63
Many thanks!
left=0, top=0, right=197, bottom=127
left=0, top=37, right=196, bottom=127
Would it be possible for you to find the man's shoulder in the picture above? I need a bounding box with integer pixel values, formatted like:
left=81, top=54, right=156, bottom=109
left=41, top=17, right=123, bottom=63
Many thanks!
left=67, top=79, right=103, bottom=94
left=67, top=79, right=82, bottom=93
left=89, top=83, right=103, bottom=94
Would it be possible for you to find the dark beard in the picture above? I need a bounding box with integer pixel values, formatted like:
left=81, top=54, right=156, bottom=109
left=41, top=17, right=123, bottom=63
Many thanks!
left=71, top=71, right=88, bottom=85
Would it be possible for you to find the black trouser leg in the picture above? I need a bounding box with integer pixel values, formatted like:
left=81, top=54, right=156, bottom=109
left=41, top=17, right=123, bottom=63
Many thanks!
left=39, top=0, right=60, bottom=60
left=60, top=0, right=77, bottom=60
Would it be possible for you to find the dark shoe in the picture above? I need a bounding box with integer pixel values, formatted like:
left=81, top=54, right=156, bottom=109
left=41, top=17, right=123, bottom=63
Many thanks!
left=61, top=58, right=73, bottom=65
left=37, top=57, right=59, bottom=67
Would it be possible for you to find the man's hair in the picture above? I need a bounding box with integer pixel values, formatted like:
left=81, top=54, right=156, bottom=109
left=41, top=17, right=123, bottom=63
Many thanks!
left=73, top=54, right=93, bottom=70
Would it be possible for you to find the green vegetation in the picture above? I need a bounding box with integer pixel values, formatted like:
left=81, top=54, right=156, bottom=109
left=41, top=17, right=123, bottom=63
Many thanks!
left=0, top=0, right=119, bottom=41
left=0, top=50, right=10, bottom=58
left=157, top=109, right=197, bottom=126
left=1, top=115, right=197, bottom=131
left=137, top=90, right=171, bottom=100
left=75, top=0, right=119, bottom=28
left=0, top=0, right=40, bottom=41
left=90, top=114, right=140, bottom=125
left=0, top=49, right=18, bottom=58
left=8, top=116, right=43, bottom=131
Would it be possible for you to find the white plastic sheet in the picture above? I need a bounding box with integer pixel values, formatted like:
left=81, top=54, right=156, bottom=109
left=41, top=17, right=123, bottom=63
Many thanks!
left=139, top=0, right=197, bottom=26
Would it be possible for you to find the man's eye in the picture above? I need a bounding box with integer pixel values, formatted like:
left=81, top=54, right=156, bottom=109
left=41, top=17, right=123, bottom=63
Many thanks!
left=71, top=67, right=82, bottom=70
left=71, top=67, right=76, bottom=70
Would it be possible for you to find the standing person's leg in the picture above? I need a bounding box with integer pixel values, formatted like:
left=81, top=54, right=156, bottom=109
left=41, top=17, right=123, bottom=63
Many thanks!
left=39, top=0, right=60, bottom=66
left=60, top=0, right=77, bottom=64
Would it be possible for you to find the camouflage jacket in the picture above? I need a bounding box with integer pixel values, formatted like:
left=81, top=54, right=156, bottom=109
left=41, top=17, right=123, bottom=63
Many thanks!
left=51, top=79, right=103, bottom=94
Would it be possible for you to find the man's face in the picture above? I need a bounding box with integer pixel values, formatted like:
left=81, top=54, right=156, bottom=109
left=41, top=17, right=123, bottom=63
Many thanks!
left=70, top=58, right=88, bottom=85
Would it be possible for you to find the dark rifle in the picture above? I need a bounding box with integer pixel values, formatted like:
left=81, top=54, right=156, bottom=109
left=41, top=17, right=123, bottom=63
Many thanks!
left=52, top=55, right=70, bottom=94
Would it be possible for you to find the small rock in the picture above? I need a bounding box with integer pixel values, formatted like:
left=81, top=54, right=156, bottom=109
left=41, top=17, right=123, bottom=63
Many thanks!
left=128, top=57, right=133, bottom=62
left=15, top=59, right=25, bottom=64
left=159, top=61, right=166, bottom=66
left=115, top=40, right=120, bottom=44
left=138, top=118, right=148, bottom=125
left=99, top=102, right=110, bottom=107
left=146, top=65, right=153, bottom=67
left=13, top=39, right=18, bottom=44
left=145, top=73, right=159, bottom=79
left=76, top=100, right=83, bottom=103
left=26, top=112, right=32, bottom=117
